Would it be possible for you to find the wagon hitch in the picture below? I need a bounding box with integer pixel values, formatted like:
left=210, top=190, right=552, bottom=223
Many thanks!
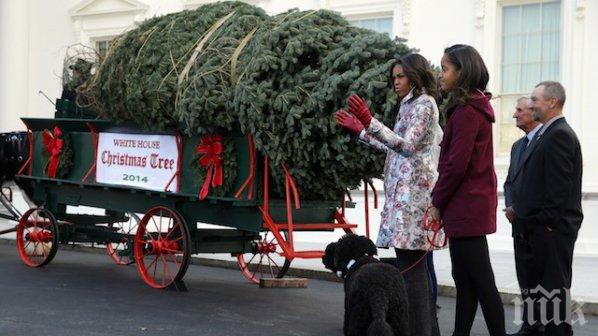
left=1, top=185, right=22, bottom=222
left=0, top=226, right=18, bottom=236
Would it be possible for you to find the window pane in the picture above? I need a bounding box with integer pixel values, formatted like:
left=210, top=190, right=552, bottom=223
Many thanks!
left=542, top=61, right=559, bottom=80
left=361, top=19, right=376, bottom=30
left=521, top=4, right=541, bottom=34
left=349, top=17, right=393, bottom=36
left=521, top=62, right=541, bottom=90
left=502, top=64, right=519, bottom=93
left=522, top=32, right=542, bottom=63
left=96, top=40, right=113, bottom=60
left=377, top=18, right=393, bottom=36
left=543, top=2, right=561, bottom=31
left=502, top=6, right=520, bottom=35
left=542, top=31, right=560, bottom=62
left=502, top=35, right=520, bottom=64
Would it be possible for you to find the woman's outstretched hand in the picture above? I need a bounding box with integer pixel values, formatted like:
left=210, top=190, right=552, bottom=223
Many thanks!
left=348, top=94, right=373, bottom=128
left=335, top=109, right=364, bottom=135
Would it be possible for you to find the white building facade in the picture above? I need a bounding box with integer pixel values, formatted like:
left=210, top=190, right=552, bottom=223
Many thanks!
left=1, top=0, right=597, bottom=193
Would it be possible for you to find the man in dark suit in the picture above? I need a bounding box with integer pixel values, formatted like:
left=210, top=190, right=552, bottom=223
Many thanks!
left=512, top=81, right=583, bottom=336
left=504, top=97, right=543, bottom=336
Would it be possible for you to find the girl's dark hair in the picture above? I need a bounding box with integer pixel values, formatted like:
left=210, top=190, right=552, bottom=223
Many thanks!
left=389, top=53, right=438, bottom=99
left=443, top=44, right=490, bottom=106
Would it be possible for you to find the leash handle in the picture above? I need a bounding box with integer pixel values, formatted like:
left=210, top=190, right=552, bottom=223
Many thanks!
left=423, top=207, right=447, bottom=248
left=400, top=207, right=447, bottom=275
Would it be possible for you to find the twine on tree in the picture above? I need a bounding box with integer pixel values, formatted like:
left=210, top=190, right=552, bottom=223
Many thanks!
left=177, top=10, right=237, bottom=86
left=230, top=26, right=258, bottom=86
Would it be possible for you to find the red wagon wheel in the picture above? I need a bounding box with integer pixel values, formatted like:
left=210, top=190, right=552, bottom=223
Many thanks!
left=134, top=206, right=190, bottom=289
left=106, top=212, right=140, bottom=265
left=236, top=232, right=291, bottom=284
left=16, top=207, right=59, bottom=267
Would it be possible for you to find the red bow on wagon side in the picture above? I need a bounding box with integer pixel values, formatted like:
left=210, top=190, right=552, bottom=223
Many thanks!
left=42, top=126, right=63, bottom=178
left=196, top=134, right=224, bottom=200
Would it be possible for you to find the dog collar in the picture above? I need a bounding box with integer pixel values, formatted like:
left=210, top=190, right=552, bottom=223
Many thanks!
left=336, top=255, right=379, bottom=278
left=336, top=259, right=357, bottom=278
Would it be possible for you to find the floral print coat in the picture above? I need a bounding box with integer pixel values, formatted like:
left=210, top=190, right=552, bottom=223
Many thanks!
left=361, top=90, right=445, bottom=250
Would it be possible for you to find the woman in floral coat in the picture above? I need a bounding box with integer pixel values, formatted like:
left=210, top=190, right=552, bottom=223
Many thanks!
left=335, top=53, right=444, bottom=336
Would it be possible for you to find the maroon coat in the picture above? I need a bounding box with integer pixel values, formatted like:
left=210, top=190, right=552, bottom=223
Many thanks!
left=432, top=91, right=497, bottom=238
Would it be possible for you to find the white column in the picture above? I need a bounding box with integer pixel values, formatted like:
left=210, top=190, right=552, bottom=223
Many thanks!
left=561, top=0, right=598, bottom=192
left=0, top=0, right=30, bottom=132
left=561, top=0, right=584, bottom=131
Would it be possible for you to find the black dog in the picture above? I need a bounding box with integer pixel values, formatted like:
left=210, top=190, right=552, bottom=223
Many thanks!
left=323, top=234, right=409, bottom=336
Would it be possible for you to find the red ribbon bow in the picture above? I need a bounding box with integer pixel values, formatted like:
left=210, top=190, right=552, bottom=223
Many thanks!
left=42, top=126, right=64, bottom=178
left=196, top=134, right=223, bottom=200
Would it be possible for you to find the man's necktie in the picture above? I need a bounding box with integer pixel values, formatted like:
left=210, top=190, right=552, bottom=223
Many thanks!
left=517, top=136, right=529, bottom=167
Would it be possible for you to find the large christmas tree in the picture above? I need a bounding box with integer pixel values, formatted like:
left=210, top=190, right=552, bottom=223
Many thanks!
left=88, top=1, right=413, bottom=200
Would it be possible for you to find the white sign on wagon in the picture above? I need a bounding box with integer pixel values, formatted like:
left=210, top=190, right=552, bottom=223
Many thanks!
left=96, top=132, right=179, bottom=192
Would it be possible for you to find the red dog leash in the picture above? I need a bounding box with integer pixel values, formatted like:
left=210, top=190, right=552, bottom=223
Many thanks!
left=422, top=207, right=447, bottom=249
left=400, top=207, right=447, bottom=275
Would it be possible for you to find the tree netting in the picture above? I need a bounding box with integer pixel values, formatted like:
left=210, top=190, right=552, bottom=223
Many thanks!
left=87, top=1, right=413, bottom=200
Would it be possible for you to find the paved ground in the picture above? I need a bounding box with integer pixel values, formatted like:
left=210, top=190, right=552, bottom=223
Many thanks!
left=234, top=240, right=598, bottom=304
left=1, top=243, right=596, bottom=336
left=3, top=184, right=598, bottom=305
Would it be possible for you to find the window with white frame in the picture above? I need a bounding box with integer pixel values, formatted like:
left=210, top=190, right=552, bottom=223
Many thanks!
left=349, top=17, right=393, bottom=36
left=497, top=0, right=561, bottom=154
left=95, top=39, right=114, bottom=61
left=501, top=1, right=561, bottom=93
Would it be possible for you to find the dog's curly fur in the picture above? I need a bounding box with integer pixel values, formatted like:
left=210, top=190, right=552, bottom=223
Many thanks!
left=322, top=234, right=410, bottom=336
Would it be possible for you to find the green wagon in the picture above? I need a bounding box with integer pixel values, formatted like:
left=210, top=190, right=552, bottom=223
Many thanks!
left=11, top=99, right=361, bottom=289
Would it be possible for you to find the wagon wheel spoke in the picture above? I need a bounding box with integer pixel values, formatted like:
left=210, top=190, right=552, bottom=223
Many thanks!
left=251, top=254, right=265, bottom=279
left=163, top=217, right=174, bottom=241
left=167, top=253, right=180, bottom=267
left=246, top=252, right=259, bottom=265
left=160, top=254, right=175, bottom=285
left=161, top=247, right=183, bottom=254
left=164, top=220, right=178, bottom=241
left=266, top=254, right=281, bottom=277
left=267, top=255, right=275, bottom=278
left=33, top=211, right=40, bottom=230
left=152, top=256, right=159, bottom=280
left=144, top=233, right=158, bottom=244
left=150, top=216, right=161, bottom=237
left=158, top=210, right=163, bottom=236
left=146, top=254, right=159, bottom=270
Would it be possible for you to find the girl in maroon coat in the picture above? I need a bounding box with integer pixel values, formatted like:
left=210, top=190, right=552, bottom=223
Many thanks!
left=429, top=45, right=506, bottom=336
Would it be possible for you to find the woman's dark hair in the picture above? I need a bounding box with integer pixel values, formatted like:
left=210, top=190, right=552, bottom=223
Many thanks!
left=442, top=44, right=490, bottom=106
left=389, top=53, right=438, bottom=99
